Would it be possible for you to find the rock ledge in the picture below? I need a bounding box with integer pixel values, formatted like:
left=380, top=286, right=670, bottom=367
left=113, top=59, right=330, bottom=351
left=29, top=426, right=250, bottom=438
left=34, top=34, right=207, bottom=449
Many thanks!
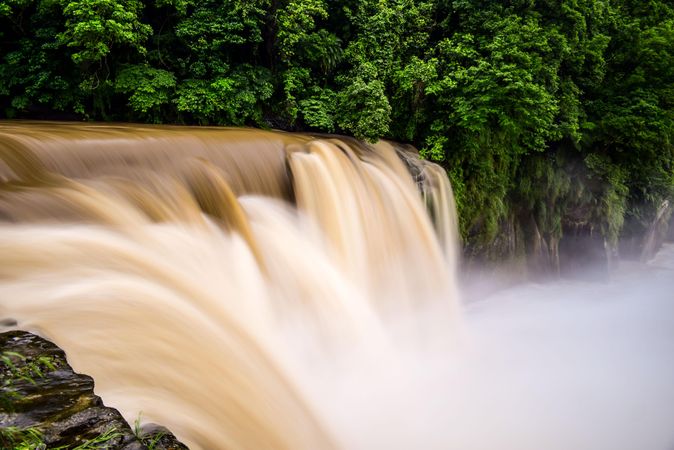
left=1, top=330, right=188, bottom=450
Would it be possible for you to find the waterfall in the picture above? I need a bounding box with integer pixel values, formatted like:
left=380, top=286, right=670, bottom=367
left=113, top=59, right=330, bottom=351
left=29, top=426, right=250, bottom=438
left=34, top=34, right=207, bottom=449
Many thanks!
left=0, top=122, right=459, bottom=449
left=3, top=122, right=673, bottom=450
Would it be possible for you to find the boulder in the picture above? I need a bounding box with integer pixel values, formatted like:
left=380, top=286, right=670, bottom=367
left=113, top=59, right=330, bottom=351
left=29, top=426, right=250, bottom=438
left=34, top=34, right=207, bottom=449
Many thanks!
left=0, top=330, right=187, bottom=449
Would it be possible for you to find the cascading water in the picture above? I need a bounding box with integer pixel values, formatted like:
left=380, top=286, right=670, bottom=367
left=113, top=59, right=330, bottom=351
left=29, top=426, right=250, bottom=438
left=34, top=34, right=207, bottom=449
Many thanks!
left=1, top=122, right=674, bottom=450
left=0, top=122, right=458, bottom=449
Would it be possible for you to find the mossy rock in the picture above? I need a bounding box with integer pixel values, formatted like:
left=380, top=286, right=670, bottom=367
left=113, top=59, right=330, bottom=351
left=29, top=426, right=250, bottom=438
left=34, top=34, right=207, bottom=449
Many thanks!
left=1, top=330, right=187, bottom=449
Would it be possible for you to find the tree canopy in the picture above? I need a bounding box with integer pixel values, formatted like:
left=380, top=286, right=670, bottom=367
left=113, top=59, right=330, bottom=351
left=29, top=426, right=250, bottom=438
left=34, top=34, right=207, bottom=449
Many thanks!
left=1, top=0, right=672, bottom=259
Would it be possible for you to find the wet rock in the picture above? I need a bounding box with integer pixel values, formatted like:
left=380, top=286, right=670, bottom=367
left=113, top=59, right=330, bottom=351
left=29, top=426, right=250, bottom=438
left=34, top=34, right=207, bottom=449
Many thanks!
left=619, top=200, right=673, bottom=261
left=0, top=330, right=187, bottom=449
left=139, top=424, right=189, bottom=450
left=559, top=222, right=610, bottom=280
left=640, top=200, right=672, bottom=261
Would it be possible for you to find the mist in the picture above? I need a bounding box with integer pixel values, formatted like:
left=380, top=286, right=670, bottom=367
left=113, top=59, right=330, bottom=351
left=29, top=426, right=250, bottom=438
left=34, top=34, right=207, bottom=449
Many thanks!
left=311, top=245, right=674, bottom=450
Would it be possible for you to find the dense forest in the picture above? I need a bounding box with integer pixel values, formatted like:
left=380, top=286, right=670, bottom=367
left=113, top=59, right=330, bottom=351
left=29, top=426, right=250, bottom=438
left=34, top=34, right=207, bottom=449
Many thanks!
left=1, top=0, right=672, bottom=267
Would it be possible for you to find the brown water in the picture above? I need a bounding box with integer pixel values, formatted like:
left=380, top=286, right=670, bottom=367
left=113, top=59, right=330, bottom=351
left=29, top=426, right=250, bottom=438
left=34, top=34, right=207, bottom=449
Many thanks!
left=0, top=122, right=459, bottom=449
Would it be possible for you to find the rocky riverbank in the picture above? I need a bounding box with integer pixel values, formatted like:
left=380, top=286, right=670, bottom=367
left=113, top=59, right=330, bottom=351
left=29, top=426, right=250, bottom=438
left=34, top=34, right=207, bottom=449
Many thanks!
left=0, top=331, right=188, bottom=450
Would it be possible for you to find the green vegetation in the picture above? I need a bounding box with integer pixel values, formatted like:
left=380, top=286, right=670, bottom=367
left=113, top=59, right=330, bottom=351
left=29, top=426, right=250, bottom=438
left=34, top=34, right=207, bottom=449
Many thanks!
left=134, top=412, right=166, bottom=450
left=1, top=350, right=57, bottom=409
left=1, top=350, right=57, bottom=383
left=0, top=426, right=45, bottom=450
left=0, top=425, right=122, bottom=449
left=1, top=0, right=672, bottom=258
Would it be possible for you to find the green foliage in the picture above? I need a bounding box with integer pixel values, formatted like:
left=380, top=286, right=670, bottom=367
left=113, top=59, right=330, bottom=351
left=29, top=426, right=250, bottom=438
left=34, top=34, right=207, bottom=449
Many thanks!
left=0, top=426, right=122, bottom=450
left=581, top=1, right=674, bottom=245
left=173, top=0, right=268, bottom=63
left=175, top=65, right=272, bottom=125
left=1, top=350, right=58, bottom=409
left=57, top=0, right=151, bottom=65
left=584, top=153, right=629, bottom=245
left=71, top=427, right=122, bottom=449
left=0, top=0, right=85, bottom=116
left=115, top=64, right=176, bottom=120
left=336, top=67, right=391, bottom=141
left=1, top=350, right=56, bottom=382
left=276, top=0, right=328, bottom=60
left=299, top=88, right=336, bottom=132
left=0, top=0, right=672, bottom=256
left=0, top=426, right=45, bottom=450
left=133, top=412, right=166, bottom=450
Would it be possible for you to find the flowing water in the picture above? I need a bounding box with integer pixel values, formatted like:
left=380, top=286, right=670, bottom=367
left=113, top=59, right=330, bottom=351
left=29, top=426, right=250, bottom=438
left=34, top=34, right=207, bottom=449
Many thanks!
left=1, top=122, right=673, bottom=449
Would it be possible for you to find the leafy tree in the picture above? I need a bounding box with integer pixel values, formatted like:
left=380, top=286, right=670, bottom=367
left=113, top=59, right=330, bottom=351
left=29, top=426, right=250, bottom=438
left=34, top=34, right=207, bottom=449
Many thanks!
left=114, top=64, right=176, bottom=121
left=584, top=1, right=674, bottom=250
left=0, top=0, right=672, bottom=262
left=0, top=0, right=84, bottom=116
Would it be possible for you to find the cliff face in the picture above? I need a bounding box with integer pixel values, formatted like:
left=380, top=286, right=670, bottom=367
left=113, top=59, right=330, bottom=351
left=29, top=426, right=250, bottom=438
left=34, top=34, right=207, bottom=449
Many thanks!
left=0, top=331, right=188, bottom=450
left=463, top=200, right=673, bottom=281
